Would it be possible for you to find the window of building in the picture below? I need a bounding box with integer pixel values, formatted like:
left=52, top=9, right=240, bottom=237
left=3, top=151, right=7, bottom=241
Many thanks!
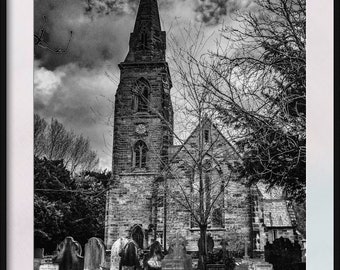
left=189, top=170, right=225, bottom=229
left=211, top=208, right=223, bottom=227
left=130, top=225, right=144, bottom=249
left=133, top=78, right=150, bottom=112
left=140, top=31, right=149, bottom=50
left=204, top=129, right=209, bottom=143
left=134, top=140, right=148, bottom=168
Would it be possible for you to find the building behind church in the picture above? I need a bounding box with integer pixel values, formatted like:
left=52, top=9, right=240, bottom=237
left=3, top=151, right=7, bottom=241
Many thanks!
left=104, top=0, right=297, bottom=256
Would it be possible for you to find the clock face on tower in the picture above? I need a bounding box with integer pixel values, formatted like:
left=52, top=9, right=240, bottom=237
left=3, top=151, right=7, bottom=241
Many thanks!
left=135, top=124, right=147, bottom=135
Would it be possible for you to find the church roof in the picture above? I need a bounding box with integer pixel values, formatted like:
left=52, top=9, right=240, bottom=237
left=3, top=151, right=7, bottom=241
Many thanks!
left=262, top=200, right=293, bottom=227
left=123, top=0, right=166, bottom=63
left=169, top=117, right=241, bottom=163
left=133, top=0, right=162, bottom=33
left=255, top=183, right=295, bottom=228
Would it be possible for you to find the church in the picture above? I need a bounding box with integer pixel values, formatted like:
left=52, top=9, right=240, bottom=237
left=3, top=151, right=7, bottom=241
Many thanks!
left=104, top=0, right=297, bottom=256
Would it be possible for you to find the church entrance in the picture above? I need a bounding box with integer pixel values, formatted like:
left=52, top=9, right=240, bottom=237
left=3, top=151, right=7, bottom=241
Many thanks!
left=130, top=225, right=144, bottom=249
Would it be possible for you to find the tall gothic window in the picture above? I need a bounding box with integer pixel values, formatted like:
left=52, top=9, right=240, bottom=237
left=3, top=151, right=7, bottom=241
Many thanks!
left=204, top=129, right=210, bottom=143
left=130, top=225, right=144, bottom=249
left=133, top=78, right=150, bottom=112
left=140, top=31, right=149, bottom=50
left=190, top=158, right=225, bottom=229
left=211, top=208, right=223, bottom=227
left=134, top=140, right=148, bottom=168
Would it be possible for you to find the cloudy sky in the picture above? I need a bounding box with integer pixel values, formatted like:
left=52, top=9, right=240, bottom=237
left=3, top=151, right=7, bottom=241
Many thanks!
left=34, top=0, right=252, bottom=170
left=9, top=1, right=334, bottom=268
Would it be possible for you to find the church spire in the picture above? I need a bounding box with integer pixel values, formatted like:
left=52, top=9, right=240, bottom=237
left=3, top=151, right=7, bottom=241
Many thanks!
left=124, top=0, right=166, bottom=63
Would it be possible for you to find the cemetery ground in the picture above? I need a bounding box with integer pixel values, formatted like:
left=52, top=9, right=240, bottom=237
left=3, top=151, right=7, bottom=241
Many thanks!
left=34, top=233, right=305, bottom=270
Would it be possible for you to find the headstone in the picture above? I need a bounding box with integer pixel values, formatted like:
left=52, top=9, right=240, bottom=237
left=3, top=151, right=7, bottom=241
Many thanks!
left=35, top=248, right=45, bottom=258
left=110, top=237, right=130, bottom=270
left=39, top=264, right=60, bottom=270
left=39, top=256, right=59, bottom=270
left=84, top=237, right=106, bottom=270
left=34, top=259, right=42, bottom=270
left=53, top=236, right=84, bottom=270
left=252, top=261, right=273, bottom=270
left=161, top=232, right=192, bottom=270
left=34, top=248, right=45, bottom=270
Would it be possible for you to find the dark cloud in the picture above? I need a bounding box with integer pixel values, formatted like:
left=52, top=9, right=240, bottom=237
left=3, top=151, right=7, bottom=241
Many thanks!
left=34, top=0, right=186, bottom=70
left=195, top=0, right=252, bottom=25
left=33, top=0, right=251, bottom=170
left=34, top=61, right=117, bottom=169
left=34, top=0, right=138, bottom=70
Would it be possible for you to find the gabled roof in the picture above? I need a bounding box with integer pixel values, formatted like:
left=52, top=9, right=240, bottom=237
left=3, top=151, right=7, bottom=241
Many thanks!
left=169, top=117, right=241, bottom=163
left=262, top=200, right=293, bottom=227
left=256, top=183, right=294, bottom=228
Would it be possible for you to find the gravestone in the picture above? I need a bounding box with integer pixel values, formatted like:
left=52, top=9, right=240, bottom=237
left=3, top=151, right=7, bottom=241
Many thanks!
left=39, top=264, right=60, bottom=270
left=35, top=248, right=45, bottom=258
left=53, top=236, right=84, bottom=270
left=110, top=237, right=130, bottom=270
left=39, top=256, right=59, bottom=270
left=162, top=232, right=192, bottom=270
left=34, top=248, right=45, bottom=270
left=252, top=261, right=273, bottom=270
left=84, top=237, right=106, bottom=270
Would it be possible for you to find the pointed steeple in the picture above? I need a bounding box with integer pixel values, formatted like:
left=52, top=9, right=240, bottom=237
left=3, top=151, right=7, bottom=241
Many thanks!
left=124, top=0, right=166, bottom=63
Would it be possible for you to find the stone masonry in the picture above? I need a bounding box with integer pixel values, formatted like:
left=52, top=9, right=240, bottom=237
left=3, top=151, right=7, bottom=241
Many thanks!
left=104, top=0, right=297, bottom=255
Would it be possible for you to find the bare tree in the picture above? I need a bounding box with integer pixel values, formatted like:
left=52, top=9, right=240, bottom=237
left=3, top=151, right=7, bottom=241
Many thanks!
left=46, top=118, right=73, bottom=160
left=66, top=134, right=99, bottom=174
left=34, top=114, right=99, bottom=174
left=162, top=24, right=243, bottom=269
left=166, top=0, right=306, bottom=203
left=211, top=0, right=306, bottom=203
left=34, top=16, right=73, bottom=54
left=104, top=25, right=240, bottom=266
left=162, top=0, right=306, bottom=253
left=34, top=114, right=48, bottom=157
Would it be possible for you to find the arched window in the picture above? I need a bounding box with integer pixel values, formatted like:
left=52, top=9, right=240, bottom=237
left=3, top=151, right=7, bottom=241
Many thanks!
left=133, top=78, right=150, bottom=112
left=211, top=208, right=223, bottom=227
left=130, top=225, right=144, bottom=249
left=134, top=140, right=148, bottom=168
left=140, top=31, right=149, bottom=50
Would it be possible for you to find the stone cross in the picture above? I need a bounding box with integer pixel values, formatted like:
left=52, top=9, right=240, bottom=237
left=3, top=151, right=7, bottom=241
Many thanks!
left=174, top=232, right=181, bottom=258
left=162, top=232, right=192, bottom=270
left=243, top=238, right=250, bottom=259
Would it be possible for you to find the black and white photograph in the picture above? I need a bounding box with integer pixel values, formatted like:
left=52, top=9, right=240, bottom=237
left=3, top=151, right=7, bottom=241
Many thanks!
left=6, top=0, right=331, bottom=269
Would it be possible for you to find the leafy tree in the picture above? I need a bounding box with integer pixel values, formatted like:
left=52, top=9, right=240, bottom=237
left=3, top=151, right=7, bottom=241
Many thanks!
left=210, top=0, right=306, bottom=203
left=163, top=1, right=306, bottom=263
left=168, top=0, right=305, bottom=203
left=34, top=157, right=110, bottom=253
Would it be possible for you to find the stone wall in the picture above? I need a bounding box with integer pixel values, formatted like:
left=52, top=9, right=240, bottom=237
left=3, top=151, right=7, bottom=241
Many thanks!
left=105, top=173, right=157, bottom=249
left=165, top=120, right=252, bottom=253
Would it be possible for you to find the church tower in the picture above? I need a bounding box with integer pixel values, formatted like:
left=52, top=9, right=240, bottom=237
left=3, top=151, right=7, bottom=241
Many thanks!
left=104, top=0, right=173, bottom=249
